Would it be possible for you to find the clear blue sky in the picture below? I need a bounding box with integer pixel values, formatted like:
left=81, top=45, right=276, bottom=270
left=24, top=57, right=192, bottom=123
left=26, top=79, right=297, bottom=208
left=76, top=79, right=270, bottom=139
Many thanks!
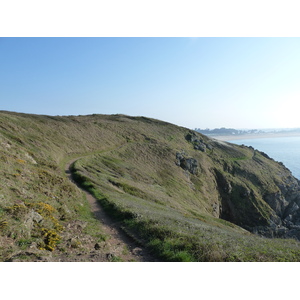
left=1, top=37, right=300, bottom=129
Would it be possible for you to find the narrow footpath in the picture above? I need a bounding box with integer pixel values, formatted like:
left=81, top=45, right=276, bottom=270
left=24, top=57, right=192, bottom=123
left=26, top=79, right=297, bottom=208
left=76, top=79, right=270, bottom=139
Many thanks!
left=65, top=158, right=157, bottom=262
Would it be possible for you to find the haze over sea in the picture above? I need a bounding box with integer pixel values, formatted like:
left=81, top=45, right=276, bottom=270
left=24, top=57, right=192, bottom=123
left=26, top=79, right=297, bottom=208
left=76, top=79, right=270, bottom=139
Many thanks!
left=229, top=136, right=300, bottom=180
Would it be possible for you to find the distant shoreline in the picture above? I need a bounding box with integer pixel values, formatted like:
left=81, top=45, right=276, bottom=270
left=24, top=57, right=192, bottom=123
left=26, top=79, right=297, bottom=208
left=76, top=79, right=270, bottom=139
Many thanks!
left=210, top=132, right=300, bottom=142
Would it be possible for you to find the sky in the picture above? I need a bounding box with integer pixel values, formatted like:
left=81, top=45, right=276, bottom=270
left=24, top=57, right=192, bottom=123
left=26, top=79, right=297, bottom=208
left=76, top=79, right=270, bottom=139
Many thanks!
left=1, top=0, right=300, bottom=295
left=1, top=37, right=300, bottom=130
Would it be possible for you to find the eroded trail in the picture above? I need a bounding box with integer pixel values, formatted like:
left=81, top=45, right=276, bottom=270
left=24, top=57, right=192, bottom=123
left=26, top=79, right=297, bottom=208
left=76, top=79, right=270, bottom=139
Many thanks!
left=65, top=158, right=156, bottom=262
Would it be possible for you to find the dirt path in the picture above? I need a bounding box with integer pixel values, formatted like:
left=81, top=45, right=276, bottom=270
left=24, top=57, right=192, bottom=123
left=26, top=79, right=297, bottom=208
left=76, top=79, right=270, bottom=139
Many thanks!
left=65, top=158, right=157, bottom=262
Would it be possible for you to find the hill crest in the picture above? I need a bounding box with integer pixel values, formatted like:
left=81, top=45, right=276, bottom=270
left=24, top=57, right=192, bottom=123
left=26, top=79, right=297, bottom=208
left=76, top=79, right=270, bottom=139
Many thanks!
left=1, top=111, right=300, bottom=261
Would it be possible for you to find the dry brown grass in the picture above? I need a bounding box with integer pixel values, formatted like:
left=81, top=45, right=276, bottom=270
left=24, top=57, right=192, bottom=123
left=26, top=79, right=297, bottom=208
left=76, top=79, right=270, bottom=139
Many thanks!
left=1, top=110, right=300, bottom=261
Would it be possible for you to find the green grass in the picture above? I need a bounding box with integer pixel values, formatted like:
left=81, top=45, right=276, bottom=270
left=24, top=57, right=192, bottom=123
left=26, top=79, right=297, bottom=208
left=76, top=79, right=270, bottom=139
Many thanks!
left=1, top=110, right=300, bottom=261
left=72, top=157, right=300, bottom=261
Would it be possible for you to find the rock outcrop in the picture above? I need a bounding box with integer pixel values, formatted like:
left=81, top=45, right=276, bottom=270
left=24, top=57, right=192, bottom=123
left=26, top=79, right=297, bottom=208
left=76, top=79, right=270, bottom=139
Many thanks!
left=176, top=151, right=199, bottom=175
left=186, top=131, right=213, bottom=152
left=212, top=146, right=300, bottom=240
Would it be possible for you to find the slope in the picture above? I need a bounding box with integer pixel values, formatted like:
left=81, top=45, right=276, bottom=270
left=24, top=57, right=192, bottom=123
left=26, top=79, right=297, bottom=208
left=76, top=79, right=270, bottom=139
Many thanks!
left=1, top=111, right=300, bottom=261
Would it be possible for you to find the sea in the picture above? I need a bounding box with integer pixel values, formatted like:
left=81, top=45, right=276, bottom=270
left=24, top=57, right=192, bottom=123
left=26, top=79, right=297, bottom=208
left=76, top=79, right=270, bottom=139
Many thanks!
left=228, top=136, right=300, bottom=180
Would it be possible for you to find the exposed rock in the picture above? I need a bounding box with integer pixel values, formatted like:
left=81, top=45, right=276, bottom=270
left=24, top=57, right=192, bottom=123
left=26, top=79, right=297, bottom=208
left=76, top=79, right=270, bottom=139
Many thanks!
left=194, top=143, right=206, bottom=152
left=283, top=214, right=293, bottom=224
left=29, top=242, right=38, bottom=250
left=132, top=247, right=143, bottom=255
left=24, top=152, right=37, bottom=164
left=212, top=202, right=220, bottom=217
left=264, top=192, right=289, bottom=217
left=23, top=209, right=43, bottom=236
left=289, top=224, right=300, bottom=230
left=276, top=226, right=288, bottom=237
left=176, top=152, right=199, bottom=175
left=69, top=237, right=81, bottom=248
left=251, top=223, right=288, bottom=238
left=185, top=131, right=213, bottom=152
left=206, top=144, right=213, bottom=150
left=106, top=253, right=116, bottom=260
left=94, top=243, right=101, bottom=250
left=214, top=169, right=232, bottom=194
left=284, top=202, right=299, bottom=218
left=185, top=132, right=198, bottom=143
left=260, top=151, right=272, bottom=160
left=284, top=228, right=300, bottom=240
left=175, top=151, right=185, bottom=166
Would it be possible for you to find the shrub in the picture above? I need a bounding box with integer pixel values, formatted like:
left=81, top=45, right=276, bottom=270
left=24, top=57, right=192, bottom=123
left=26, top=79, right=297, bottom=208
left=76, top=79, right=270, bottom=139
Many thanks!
left=39, top=228, right=61, bottom=251
left=0, top=220, right=8, bottom=231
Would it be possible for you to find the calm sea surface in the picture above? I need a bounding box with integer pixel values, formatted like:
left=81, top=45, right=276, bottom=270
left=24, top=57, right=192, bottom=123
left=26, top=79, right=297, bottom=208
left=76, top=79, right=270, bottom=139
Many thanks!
left=228, top=136, right=300, bottom=180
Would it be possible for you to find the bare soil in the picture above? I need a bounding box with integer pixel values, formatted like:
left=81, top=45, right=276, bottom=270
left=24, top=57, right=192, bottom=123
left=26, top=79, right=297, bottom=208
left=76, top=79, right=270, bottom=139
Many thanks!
left=64, top=158, right=157, bottom=262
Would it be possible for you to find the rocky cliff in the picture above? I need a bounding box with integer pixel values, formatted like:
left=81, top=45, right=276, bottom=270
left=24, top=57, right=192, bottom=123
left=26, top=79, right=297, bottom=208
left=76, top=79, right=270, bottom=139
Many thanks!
left=185, top=130, right=300, bottom=239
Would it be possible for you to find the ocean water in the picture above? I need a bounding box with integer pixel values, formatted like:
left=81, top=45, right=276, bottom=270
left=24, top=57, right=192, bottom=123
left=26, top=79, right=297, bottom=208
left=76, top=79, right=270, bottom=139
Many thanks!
left=228, top=136, right=300, bottom=180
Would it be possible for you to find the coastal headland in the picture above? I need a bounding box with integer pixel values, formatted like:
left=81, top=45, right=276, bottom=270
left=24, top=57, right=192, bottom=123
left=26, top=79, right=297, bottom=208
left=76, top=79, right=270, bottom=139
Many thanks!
left=3, top=111, right=300, bottom=261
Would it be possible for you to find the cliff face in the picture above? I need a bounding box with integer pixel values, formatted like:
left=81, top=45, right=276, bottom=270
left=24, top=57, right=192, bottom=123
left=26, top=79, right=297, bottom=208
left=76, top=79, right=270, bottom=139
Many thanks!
left=185, top=131, right=300, bottom=239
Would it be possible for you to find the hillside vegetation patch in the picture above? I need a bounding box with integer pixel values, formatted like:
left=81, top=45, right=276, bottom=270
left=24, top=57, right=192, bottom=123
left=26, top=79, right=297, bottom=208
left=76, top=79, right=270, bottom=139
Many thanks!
left=1, top=111, right=300, bottom=261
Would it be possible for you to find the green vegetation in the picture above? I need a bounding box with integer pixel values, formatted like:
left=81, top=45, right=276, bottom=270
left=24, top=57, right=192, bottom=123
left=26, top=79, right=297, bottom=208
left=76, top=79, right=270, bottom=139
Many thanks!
left=72, top=153, right=300, bottom=262
left=1, top=110, right=300, bottom=261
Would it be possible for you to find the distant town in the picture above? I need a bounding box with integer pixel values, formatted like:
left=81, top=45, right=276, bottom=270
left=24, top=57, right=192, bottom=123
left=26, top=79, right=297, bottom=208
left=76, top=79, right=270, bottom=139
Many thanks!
left=194, top=127, right=300, bottom=140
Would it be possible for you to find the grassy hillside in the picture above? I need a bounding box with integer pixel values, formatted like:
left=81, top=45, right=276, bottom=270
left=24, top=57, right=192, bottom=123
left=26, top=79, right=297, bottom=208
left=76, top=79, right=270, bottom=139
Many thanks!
left=1, top=110, right=300, bottom=261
